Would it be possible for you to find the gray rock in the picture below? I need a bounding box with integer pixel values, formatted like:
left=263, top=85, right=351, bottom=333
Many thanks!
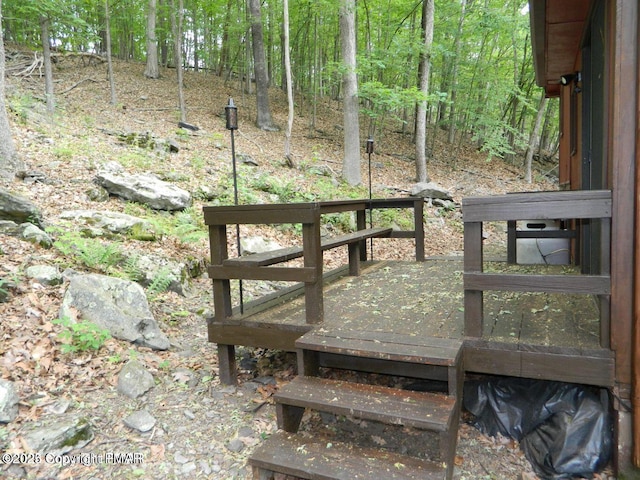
left=59, top=210, right=157, bottom=240
left=59, top=274, right=170, bottom=350
left=0, top=220, right=52, bottom=248
left=123, top=410, right=156, bottom=432
left=238, top=153, right=258, bottom=166
left=240, top=236, right=283, bottom=255
left=117, top=360, right=155, bottom=399
left=95, top=164, right=192, bottom=211
left=226, top=438, right=245, bottom=453
left=23, top=417, right=94, bottom=454
left=21, top=223, right=53, bottom=247
left=0, top=379, right=19, bottom=423
left=133, top=254, right=191, bottom=296
left=25, top=265, right=62, bottom=286
left=174, top=451, right=189, bottom=464
left=410, top=182, right=453, bottom=201
left=0, top=189, right=43, bottom=228
left=85, top=185, right=110, bottom=202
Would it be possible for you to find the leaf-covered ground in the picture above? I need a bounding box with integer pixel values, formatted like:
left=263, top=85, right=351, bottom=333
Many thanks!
left=0, top=54, right=614, bottom=479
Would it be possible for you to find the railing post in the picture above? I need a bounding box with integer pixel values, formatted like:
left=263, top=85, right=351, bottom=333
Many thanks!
left=414, top=198, right=425, bottom=261
left=464, top=221, right=483, bottom=337
left=209, top=224, right=236, bottom=384
left=303, top=207, right=323, bottom=324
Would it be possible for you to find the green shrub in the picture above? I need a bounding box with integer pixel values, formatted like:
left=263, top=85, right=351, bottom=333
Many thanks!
left=53, top=317, right=111, bottom=354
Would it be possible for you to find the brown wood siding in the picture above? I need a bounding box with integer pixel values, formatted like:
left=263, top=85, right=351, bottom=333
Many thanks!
left=608, top=0, right=636, bottom=388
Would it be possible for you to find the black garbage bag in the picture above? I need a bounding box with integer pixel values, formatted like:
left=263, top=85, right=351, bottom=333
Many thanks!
left=464, top=376, right=612, bottom=480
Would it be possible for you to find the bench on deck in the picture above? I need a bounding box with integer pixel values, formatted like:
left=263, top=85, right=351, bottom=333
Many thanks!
left=223, top=226, right=393, bottom=275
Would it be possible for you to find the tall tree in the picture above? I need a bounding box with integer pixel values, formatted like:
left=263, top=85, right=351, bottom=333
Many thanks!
left=524, top=91, right=548, bottom=183
left=105, top=0, right=117, bottom=104
left=0, top=0, right=24, bottom=180
left=415, top=0, right=434, bottom=183
left=248, top=0, right=277, bottom=130
left=40, top=15, right=55, bottom=114
left=339, top=0, right=361, bottom=185
left=171, top=0, right=186, bottom=122
left=283, top=0, right=294, bottom=165
left=144, top=0, right=159, bottom=79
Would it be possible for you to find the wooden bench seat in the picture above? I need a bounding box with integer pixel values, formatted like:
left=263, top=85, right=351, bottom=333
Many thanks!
left=223, top=227, right=393, bottom=267
left=249, top=430, right=447, bottom=480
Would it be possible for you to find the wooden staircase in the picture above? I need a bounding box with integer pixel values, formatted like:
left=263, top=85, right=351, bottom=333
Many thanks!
left=248, top=328, right=464, bottom=480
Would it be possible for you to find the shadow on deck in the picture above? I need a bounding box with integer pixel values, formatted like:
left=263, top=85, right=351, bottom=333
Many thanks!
left=209, top=257, right=613, bottom=387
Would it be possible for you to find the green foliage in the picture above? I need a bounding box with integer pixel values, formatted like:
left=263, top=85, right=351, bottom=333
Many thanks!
left=147, top=267, right=174, bottom=297
left=53, top=316, right=111, bottom=354
left=52, top=230, right=124, bottom=272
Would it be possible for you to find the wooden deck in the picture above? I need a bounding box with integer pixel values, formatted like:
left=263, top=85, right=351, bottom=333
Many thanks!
left=209, top=257, right=615, bottom=387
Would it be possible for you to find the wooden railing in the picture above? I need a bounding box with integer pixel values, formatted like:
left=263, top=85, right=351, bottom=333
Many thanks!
left=203, top=197, right=425, bottom=325
left=462, top=190, right=612, bottom=347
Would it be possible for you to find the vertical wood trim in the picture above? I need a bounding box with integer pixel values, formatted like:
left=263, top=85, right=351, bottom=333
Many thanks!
left=209, top=225, right=232, bottom=322
left=356, top=208, right=367, bottom=261
left=633, top=0, right=640, bottom=467
left=303, top=210, right=323, bottom=324
left=414, top=198, right=425, bottom=261
left=464, top=221, right=483, bottom=337
left=610, top=0, right=637, bottom=387
left=507, top=220, right=516, bottom=264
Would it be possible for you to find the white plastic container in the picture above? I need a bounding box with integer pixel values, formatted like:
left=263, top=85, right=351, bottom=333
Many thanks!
left=516, top=220, right=570, bottom=265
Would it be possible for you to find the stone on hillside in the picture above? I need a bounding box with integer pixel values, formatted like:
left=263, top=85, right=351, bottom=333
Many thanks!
left=25, top=265, right=62, bottom=286
left=117, top=360, right=155, bottom=399
left=85, top=185, right=110, bottom=202
left=0, top=380, right=19, bottom=423
left=95, top=164, right=192, bottom=211
left=59, top=274, right=170, bottom=350
left=23, top=417, right=94, bottom=454
left=240, top=236, right=283, bottom=255
left=123, top=409, right=156, bottom=432
left=21, top=223, right=53, bottom=248
left=0, top=189, right=44, bottom=228
left=133, top=254, right=193, bottom=296
left=59, top=210, right=157, bottom=240
left=410, top=182, right=453, bottom=201
left=0, top=220, right=52, bottom=248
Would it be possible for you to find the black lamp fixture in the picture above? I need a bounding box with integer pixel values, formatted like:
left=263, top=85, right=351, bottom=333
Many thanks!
left=560, top=71, right=581, bottom=86
left=225, top=97, right=238, bottom=130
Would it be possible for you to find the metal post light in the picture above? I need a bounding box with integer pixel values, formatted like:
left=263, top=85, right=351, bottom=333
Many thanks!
left=366, top=137, right=374, bottom=259
left=225, top=97, right=243, bottom=313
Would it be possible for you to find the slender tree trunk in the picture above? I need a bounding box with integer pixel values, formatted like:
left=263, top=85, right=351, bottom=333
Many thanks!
left=171, top=0, right=186, bottom=122
left=0, top=0, right=23, bottom=180
left=218, top=0, right=232, bottom=76
left=105, top=0, right=117, bottom=105
left=40, top=16, right=55, bottom=114
left=340, top=0, right=361, bottom=185
left=283, top=0, right=294, bottom=165
left=144, top=0, right=159, bottom=78
left=248, top=0, right=277, bottom=130
left=447, top=0, right=466, bottom=144
left=524, top=93, right=548, bottom=183
left=415, top=0, right=434, bottom=183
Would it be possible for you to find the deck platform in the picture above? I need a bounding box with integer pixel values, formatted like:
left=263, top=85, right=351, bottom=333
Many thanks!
left=209, top=257, right=615, bottom=387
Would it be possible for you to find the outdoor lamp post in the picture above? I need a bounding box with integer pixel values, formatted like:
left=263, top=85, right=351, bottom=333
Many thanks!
left=225, top=98, right=243, bottom=313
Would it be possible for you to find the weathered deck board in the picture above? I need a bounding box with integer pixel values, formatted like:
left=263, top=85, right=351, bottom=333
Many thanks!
left=230, top=259, right=600, bottom=348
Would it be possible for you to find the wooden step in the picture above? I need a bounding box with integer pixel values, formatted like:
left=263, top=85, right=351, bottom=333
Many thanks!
left=275, top=375, right=456, bottom=433
left=296, top=329, right=464, bottom=398
left=249, top=431, right=447, bottom=480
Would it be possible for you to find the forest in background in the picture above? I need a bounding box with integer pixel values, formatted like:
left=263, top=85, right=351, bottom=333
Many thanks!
left=1, top=0, right=557, bottom=184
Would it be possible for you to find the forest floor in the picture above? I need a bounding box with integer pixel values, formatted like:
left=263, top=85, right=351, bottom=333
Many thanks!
left=0, top=53, right=615, bottom=479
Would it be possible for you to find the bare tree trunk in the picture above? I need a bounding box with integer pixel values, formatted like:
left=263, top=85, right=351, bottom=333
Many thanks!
left=415, top=0, right=434, bottom=183
left=447, top=0, right=466, bottom=144
left=105, top=0, right=117, bottom=104
left=0, top=0, right=23, bottom=180
left=248, top=0, right=277, bottom=130
left=144, top=0, right=159, bottom=79
left=283, top=0, right=294, bottom=165
left=524, top=92, right=548, bottom=183
left=40, top=16, right=55, bottom=114
left=340, top=0, right=361, bottom=185
left=171, top=0, right=186, bottom=122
